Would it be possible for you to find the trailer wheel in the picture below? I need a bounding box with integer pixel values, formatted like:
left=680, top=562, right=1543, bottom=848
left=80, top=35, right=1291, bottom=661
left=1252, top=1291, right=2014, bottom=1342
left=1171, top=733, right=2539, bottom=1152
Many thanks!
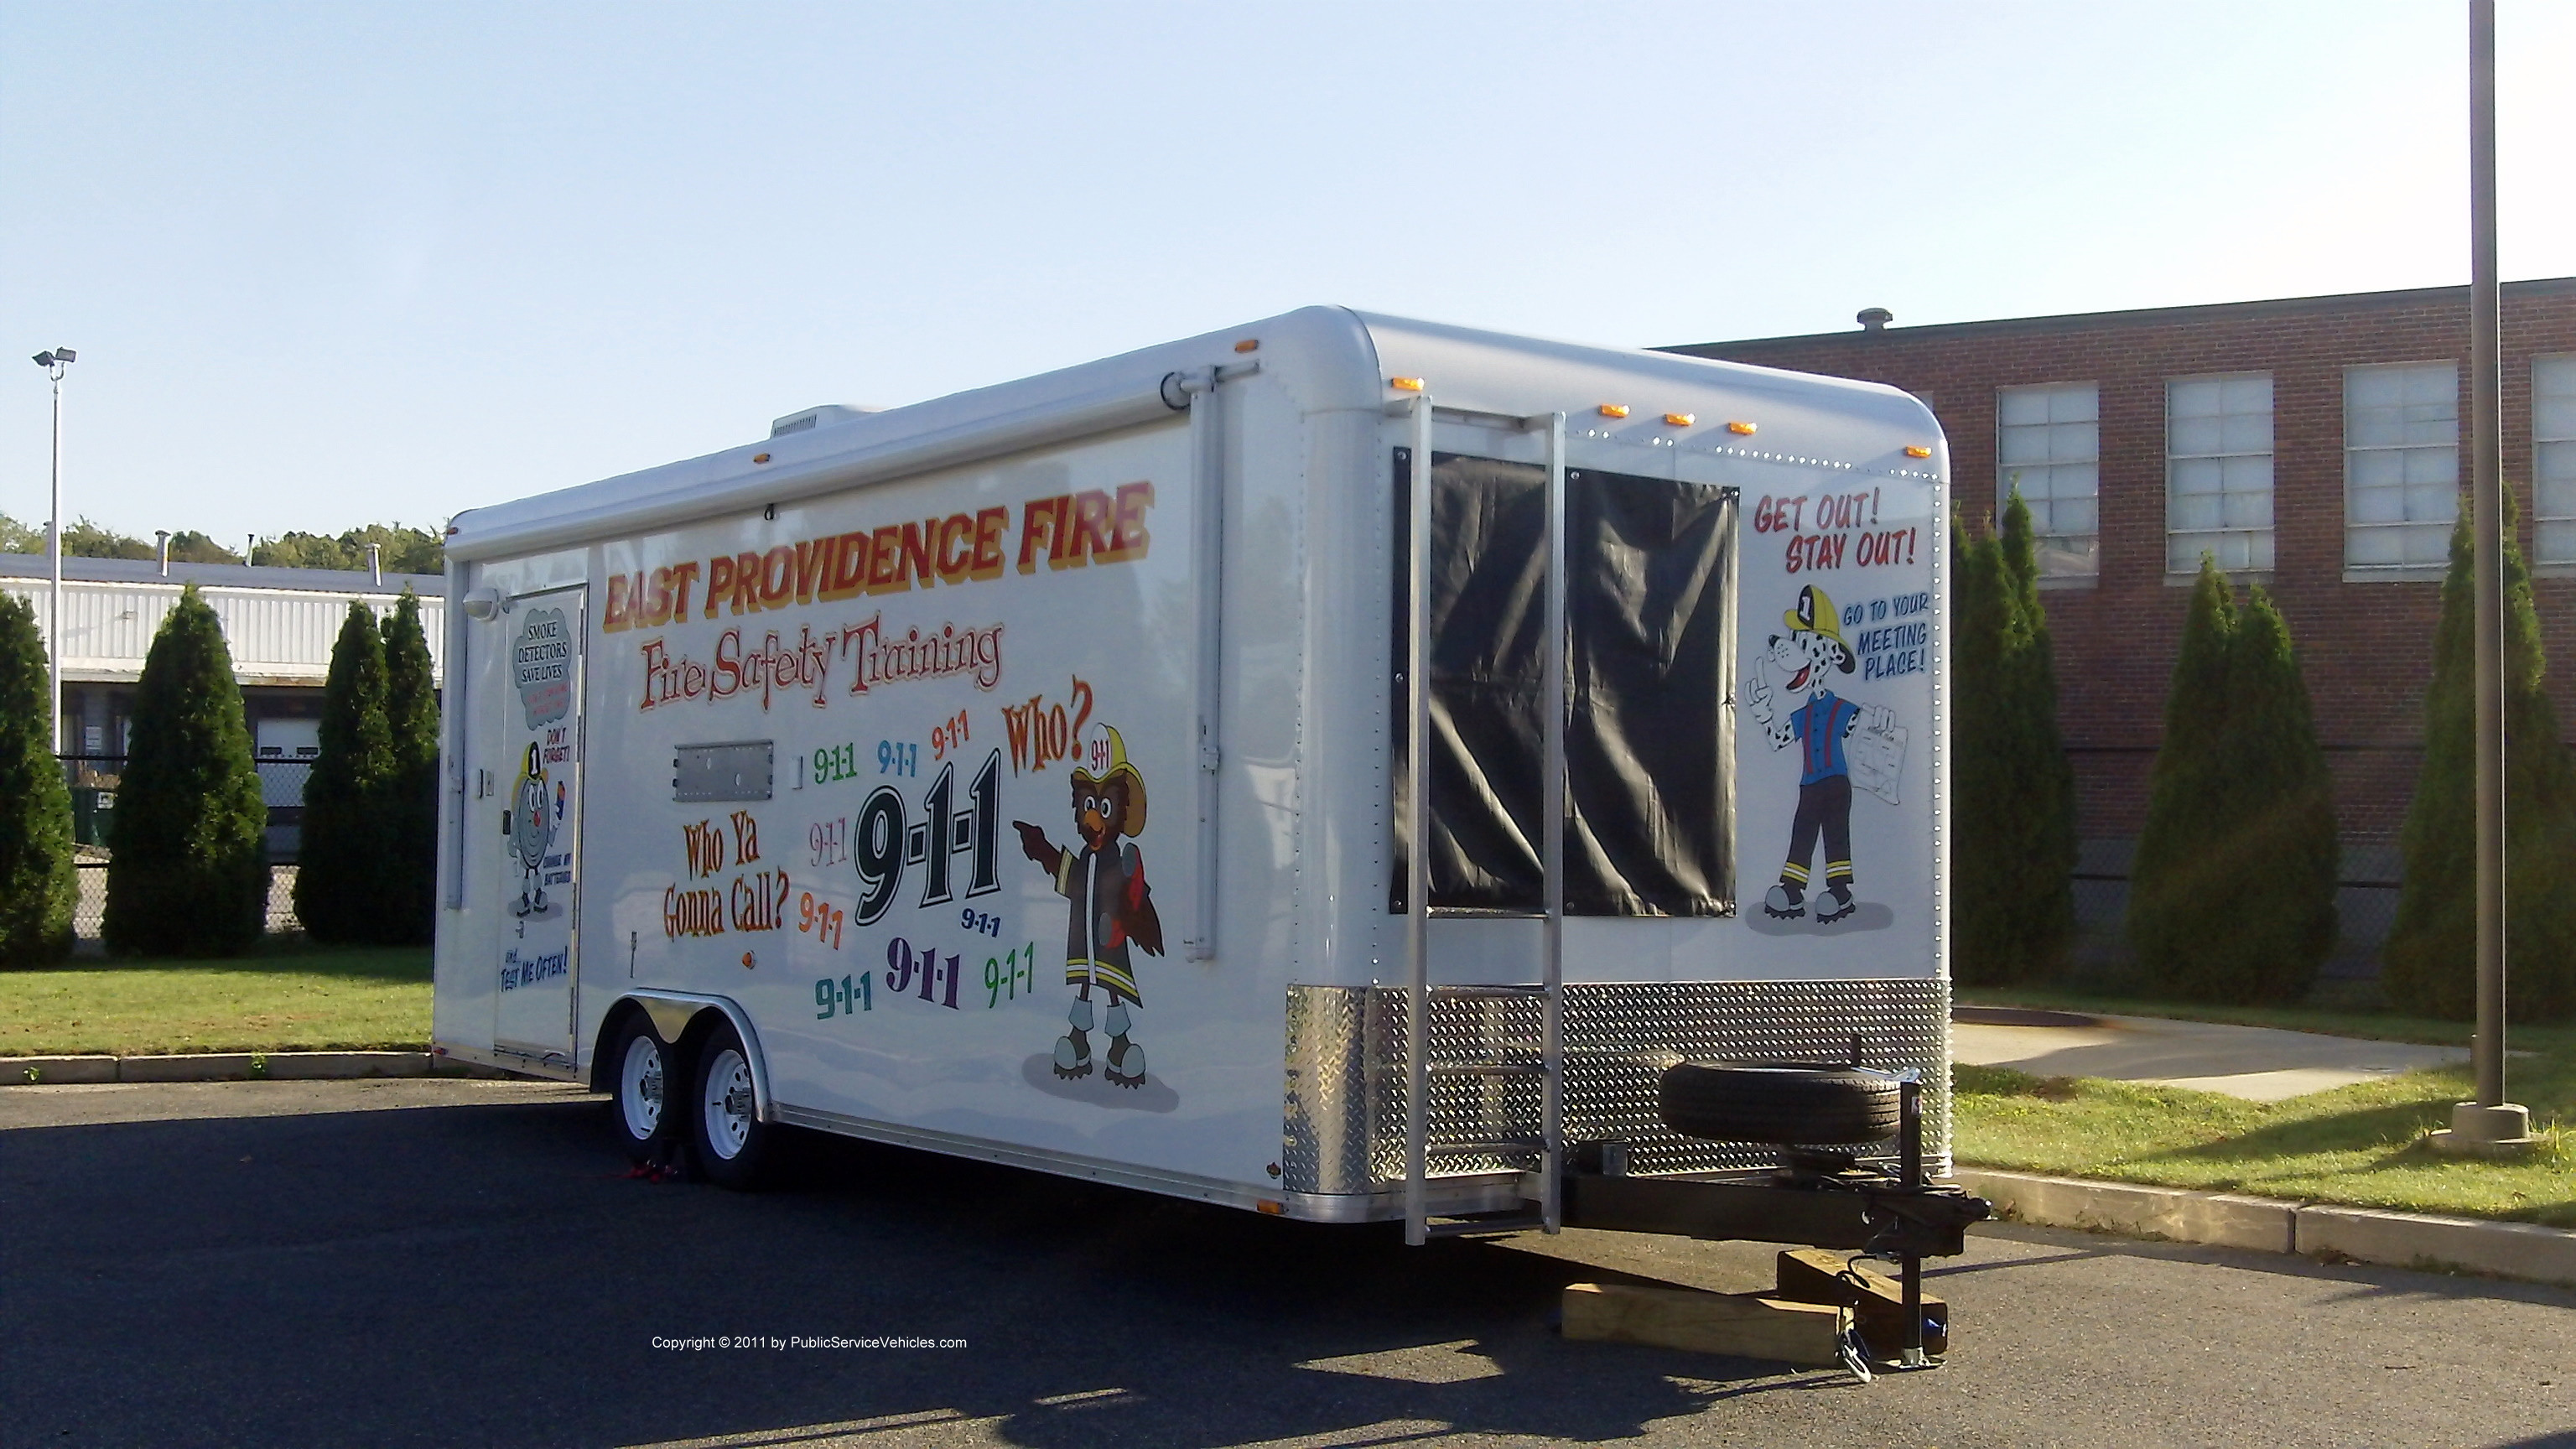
left=1655, top=1060, right=1902, bottom=1145
left=608, top=1013, right=673, bottom=1164
left=688, top=1021, right=772, bottom=1190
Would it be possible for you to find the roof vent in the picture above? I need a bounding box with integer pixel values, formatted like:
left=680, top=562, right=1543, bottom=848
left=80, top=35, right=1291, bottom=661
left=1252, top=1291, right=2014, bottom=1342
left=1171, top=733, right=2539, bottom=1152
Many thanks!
left=1856, top=307, right=1893, bottom=333
left=769, top=403, right=886, bottom=439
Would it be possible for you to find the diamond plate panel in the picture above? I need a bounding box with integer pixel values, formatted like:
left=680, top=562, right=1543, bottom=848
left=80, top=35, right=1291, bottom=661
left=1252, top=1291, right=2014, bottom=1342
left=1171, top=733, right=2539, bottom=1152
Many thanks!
left=1282, top=979, right=1950, bottom=1195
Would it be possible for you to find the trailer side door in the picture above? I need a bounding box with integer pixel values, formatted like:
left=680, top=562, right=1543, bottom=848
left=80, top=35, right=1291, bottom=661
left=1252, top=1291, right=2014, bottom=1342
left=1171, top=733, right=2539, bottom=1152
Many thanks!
left=491, top=584, right=586, bottom=1068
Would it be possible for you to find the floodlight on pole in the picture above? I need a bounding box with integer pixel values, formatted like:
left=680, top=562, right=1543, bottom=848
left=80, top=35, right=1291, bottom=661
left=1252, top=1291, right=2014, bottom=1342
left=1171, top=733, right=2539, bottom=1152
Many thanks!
left=32, top=347, right=74, bottom=753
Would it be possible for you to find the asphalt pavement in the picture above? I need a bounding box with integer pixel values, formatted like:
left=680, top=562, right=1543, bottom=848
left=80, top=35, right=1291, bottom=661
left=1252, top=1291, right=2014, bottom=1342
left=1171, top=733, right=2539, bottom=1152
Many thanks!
left=3, top=1079, right=2571, bottom=1449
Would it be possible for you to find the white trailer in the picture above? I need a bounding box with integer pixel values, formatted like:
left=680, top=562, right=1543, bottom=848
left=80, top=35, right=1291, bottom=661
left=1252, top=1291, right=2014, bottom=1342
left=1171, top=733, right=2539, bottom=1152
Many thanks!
left=433, top=309, right=1985, bottom=1343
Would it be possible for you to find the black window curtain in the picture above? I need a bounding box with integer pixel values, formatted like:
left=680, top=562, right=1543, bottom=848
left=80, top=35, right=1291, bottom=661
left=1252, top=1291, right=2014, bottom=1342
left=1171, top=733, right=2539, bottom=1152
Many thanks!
left=1391, top=449, right=1736, bottom=916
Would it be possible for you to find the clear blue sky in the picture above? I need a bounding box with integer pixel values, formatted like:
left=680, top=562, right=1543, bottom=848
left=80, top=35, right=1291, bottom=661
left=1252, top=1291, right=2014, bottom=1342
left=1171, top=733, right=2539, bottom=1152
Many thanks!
left=6, top=1, right=2571, bottom=544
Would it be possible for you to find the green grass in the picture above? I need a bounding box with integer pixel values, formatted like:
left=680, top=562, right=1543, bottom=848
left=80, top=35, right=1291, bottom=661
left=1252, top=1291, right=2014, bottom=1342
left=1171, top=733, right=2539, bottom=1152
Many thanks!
left=0, top=942, right=431, bottom=1057
left=1952, top=1019, right=2576, bottom=1226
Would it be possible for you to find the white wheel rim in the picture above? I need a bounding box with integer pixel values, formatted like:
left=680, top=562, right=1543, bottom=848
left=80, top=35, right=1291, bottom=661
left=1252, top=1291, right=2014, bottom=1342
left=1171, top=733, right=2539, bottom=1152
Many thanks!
left=703, top=1047, right=753, bottom=1159
left=620, top=1034, right=664, bottom=1140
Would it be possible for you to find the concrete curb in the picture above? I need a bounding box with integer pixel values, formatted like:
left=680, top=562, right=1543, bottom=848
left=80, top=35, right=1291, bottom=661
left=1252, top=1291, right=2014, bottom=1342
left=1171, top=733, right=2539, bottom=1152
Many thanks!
left=1, top=1052, right=517, bottom=1086
left=1953, top=1168, right=2295, bottom=1254
left=1954, top=1167, right=2576, bottom=1291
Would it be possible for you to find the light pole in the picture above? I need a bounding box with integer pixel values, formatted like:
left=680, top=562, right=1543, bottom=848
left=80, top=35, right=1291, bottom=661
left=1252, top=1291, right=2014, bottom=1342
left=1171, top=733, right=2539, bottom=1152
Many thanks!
left=31, top=348, right=75, bottom=753
left=2432, top=0, right=2533, bottom=1157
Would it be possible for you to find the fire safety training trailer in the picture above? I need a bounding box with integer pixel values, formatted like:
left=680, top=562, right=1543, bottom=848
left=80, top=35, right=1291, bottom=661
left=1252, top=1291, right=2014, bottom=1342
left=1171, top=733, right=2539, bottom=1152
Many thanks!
left=432, top=306, right=1976, bottom=1256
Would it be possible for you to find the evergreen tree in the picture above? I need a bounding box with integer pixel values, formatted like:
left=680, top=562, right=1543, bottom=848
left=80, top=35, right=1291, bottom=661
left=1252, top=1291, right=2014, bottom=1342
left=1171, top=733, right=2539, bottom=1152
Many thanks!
left=2213, top=589, right=2340, bottom=1002
left=295, top=604, right=393, bottom=943
left=1994, top=492, right=2080, bottom=977
left=103, top=584, right=268, bottom=957
left=379, top=589, right=440, bottom=943
left=2127, top=558, right=2241, bottom=995
left=0, top=595, right=77, bottom=966
left=1950, top=494, right=2078, bottom=984
left=2129, top=559, right=2340, bottom=1003
left=2383, top=495, right=2576, bottom=1021
left=1950, top=510, right=2012, bottom=982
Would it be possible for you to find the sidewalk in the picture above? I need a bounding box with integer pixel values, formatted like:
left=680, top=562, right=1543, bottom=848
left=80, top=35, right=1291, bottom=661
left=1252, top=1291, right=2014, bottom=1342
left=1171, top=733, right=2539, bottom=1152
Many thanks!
left=1952, top=1008, right=2470, bottom=1101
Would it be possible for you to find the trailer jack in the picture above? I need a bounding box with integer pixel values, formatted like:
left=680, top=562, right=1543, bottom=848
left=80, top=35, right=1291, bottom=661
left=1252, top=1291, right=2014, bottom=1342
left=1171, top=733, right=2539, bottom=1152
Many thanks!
left=1562, top=1076, right=1989, bottom=1368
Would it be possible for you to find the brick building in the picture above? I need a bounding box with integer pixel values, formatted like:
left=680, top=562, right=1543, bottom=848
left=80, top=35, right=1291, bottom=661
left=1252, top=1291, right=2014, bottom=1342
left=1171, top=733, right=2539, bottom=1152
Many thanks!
left=1667, top=279, right=2576, bottom=859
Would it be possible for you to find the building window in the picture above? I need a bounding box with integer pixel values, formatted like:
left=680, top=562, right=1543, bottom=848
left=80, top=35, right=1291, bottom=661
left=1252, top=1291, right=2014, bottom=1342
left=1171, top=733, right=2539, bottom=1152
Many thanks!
left=2345, top=361, right=2459, bottom=574
left=2537, top=354, right=2576, bottom=568
left=1997, top=382, right=2099, bottom=579
left=2167, top=373, right=2274, bottom=573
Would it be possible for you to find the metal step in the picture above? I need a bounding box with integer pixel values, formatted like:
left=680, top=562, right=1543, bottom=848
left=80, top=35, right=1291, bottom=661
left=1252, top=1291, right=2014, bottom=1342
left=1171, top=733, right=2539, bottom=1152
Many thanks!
left=1426, top=1214, right=1546, bottom=1239
left=1426, top=1137, right=1547, bottom=1158
left=1428, top=984, right=1547, bottom=1000
left=1426, top=1061, right=1547, bottom=1078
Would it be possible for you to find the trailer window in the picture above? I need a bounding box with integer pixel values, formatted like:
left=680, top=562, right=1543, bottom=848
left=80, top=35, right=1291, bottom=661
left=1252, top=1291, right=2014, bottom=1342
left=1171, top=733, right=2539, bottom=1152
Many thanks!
left=1391, top=449, right=1737, bottom=917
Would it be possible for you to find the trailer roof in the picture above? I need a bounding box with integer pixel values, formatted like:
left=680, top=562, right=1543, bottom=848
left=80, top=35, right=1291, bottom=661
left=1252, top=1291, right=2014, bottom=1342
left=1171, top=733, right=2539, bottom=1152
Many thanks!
left=446, top=308, right=1935, bottom=564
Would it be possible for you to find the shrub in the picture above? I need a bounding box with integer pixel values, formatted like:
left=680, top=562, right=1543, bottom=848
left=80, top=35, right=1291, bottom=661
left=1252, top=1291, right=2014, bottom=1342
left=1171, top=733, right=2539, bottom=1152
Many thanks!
left=2383, top=496, right=2576, bottom=1021
left=2128, top=558, right=2339, bottom=1003
left=294, top=604, right=392, bottom=943
left=1950, top=493, right=2077, bottom=984
left=103, top=584, right=268, bottom=956
left=0, top=594, right=76, bottom=966
left=379, top=589, right=440, bottom=943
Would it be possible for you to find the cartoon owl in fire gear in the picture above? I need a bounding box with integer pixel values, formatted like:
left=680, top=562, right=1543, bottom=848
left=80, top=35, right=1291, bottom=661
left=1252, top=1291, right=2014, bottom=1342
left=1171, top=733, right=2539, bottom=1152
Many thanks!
left=1012, top=724, right=1164, bottom=1088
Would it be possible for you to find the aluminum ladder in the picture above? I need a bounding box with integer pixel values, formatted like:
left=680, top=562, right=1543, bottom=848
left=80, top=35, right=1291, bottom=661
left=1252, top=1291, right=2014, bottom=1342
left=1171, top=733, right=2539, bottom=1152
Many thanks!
left=1396, top=397, right=1567, bottom=1245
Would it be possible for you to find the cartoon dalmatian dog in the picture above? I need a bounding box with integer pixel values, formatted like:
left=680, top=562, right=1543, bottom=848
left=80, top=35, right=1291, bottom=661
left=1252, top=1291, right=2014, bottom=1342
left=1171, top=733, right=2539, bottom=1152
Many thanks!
left=1746, top=584, right=1897, bottom=924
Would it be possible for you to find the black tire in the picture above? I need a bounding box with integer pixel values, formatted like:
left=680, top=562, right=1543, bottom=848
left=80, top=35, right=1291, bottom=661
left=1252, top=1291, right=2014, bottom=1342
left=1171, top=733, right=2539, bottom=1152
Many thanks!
left=606, top=1012, right=675, bottom=1165
left=1655, top=1059, right=1902, bottom=1145
left=686, top=1019, right=774, bottom=1190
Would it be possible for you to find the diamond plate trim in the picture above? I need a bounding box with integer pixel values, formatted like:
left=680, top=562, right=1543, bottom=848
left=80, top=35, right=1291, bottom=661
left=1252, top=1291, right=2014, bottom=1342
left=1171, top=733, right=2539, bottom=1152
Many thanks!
left=1282, top=979, right=1950, bottom=1195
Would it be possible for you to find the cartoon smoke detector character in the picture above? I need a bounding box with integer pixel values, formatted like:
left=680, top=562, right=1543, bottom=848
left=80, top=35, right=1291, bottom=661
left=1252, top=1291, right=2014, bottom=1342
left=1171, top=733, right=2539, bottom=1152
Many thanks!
left=1013, top=723, right=1164, bottom=1088
left=507, top=741, right=555, bottom=917
left=1746, top=584, right=1898, bottom=924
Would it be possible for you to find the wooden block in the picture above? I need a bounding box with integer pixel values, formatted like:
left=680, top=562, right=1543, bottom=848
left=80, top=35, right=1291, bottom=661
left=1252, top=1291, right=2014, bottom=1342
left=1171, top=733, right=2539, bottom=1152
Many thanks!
left=1773, top=1249, right=1948, bottom=1359
left=1561, top=1282, right=1849, bottom=1366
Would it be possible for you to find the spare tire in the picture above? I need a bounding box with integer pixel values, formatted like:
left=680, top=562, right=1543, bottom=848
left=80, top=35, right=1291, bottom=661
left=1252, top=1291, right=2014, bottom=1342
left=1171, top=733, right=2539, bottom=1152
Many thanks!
left=1656, top=1059, right=1902, bottom=1145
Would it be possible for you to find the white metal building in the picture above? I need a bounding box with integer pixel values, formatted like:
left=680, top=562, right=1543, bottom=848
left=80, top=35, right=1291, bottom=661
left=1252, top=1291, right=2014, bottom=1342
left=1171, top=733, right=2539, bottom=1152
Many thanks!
left=1, top=553, right=446, bottom=852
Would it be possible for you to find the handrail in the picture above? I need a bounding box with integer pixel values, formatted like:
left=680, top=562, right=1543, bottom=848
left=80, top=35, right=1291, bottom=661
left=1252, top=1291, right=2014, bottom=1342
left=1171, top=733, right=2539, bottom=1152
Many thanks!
left=1400, top=405, right=1568, bottom=1244
left=1402, top=393, right=1435, bottom=1246
left=1538, top=410, right=1567, bottom=1234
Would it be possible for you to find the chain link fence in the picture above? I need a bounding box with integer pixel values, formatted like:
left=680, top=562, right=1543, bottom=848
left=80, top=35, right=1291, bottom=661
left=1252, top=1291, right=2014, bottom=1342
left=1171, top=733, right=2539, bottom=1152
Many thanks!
left=60, top=754, right=311, bottom=944
left=69, top=861, right=304, bottom=942
left=2070, top=839, right=2405, bottom=993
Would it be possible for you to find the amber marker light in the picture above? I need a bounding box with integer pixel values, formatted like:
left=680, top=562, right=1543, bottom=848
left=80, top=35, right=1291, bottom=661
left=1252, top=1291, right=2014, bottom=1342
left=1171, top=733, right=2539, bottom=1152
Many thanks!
left=752, top=452, right=773, bottom=464
left=1664, top=412, right=1696, bottom=427
left=1257, top=1200, right=1286, bottom=1215
left=1598, top=403, right=1631, bottom=418
left=1905, top=444, right=1934, bottom=459
left=1234, top=339, right=1259, bottom=353
left=1726, top=421, right=1758, bottom=435
left=1389, top=377, right=1425, bottom=392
